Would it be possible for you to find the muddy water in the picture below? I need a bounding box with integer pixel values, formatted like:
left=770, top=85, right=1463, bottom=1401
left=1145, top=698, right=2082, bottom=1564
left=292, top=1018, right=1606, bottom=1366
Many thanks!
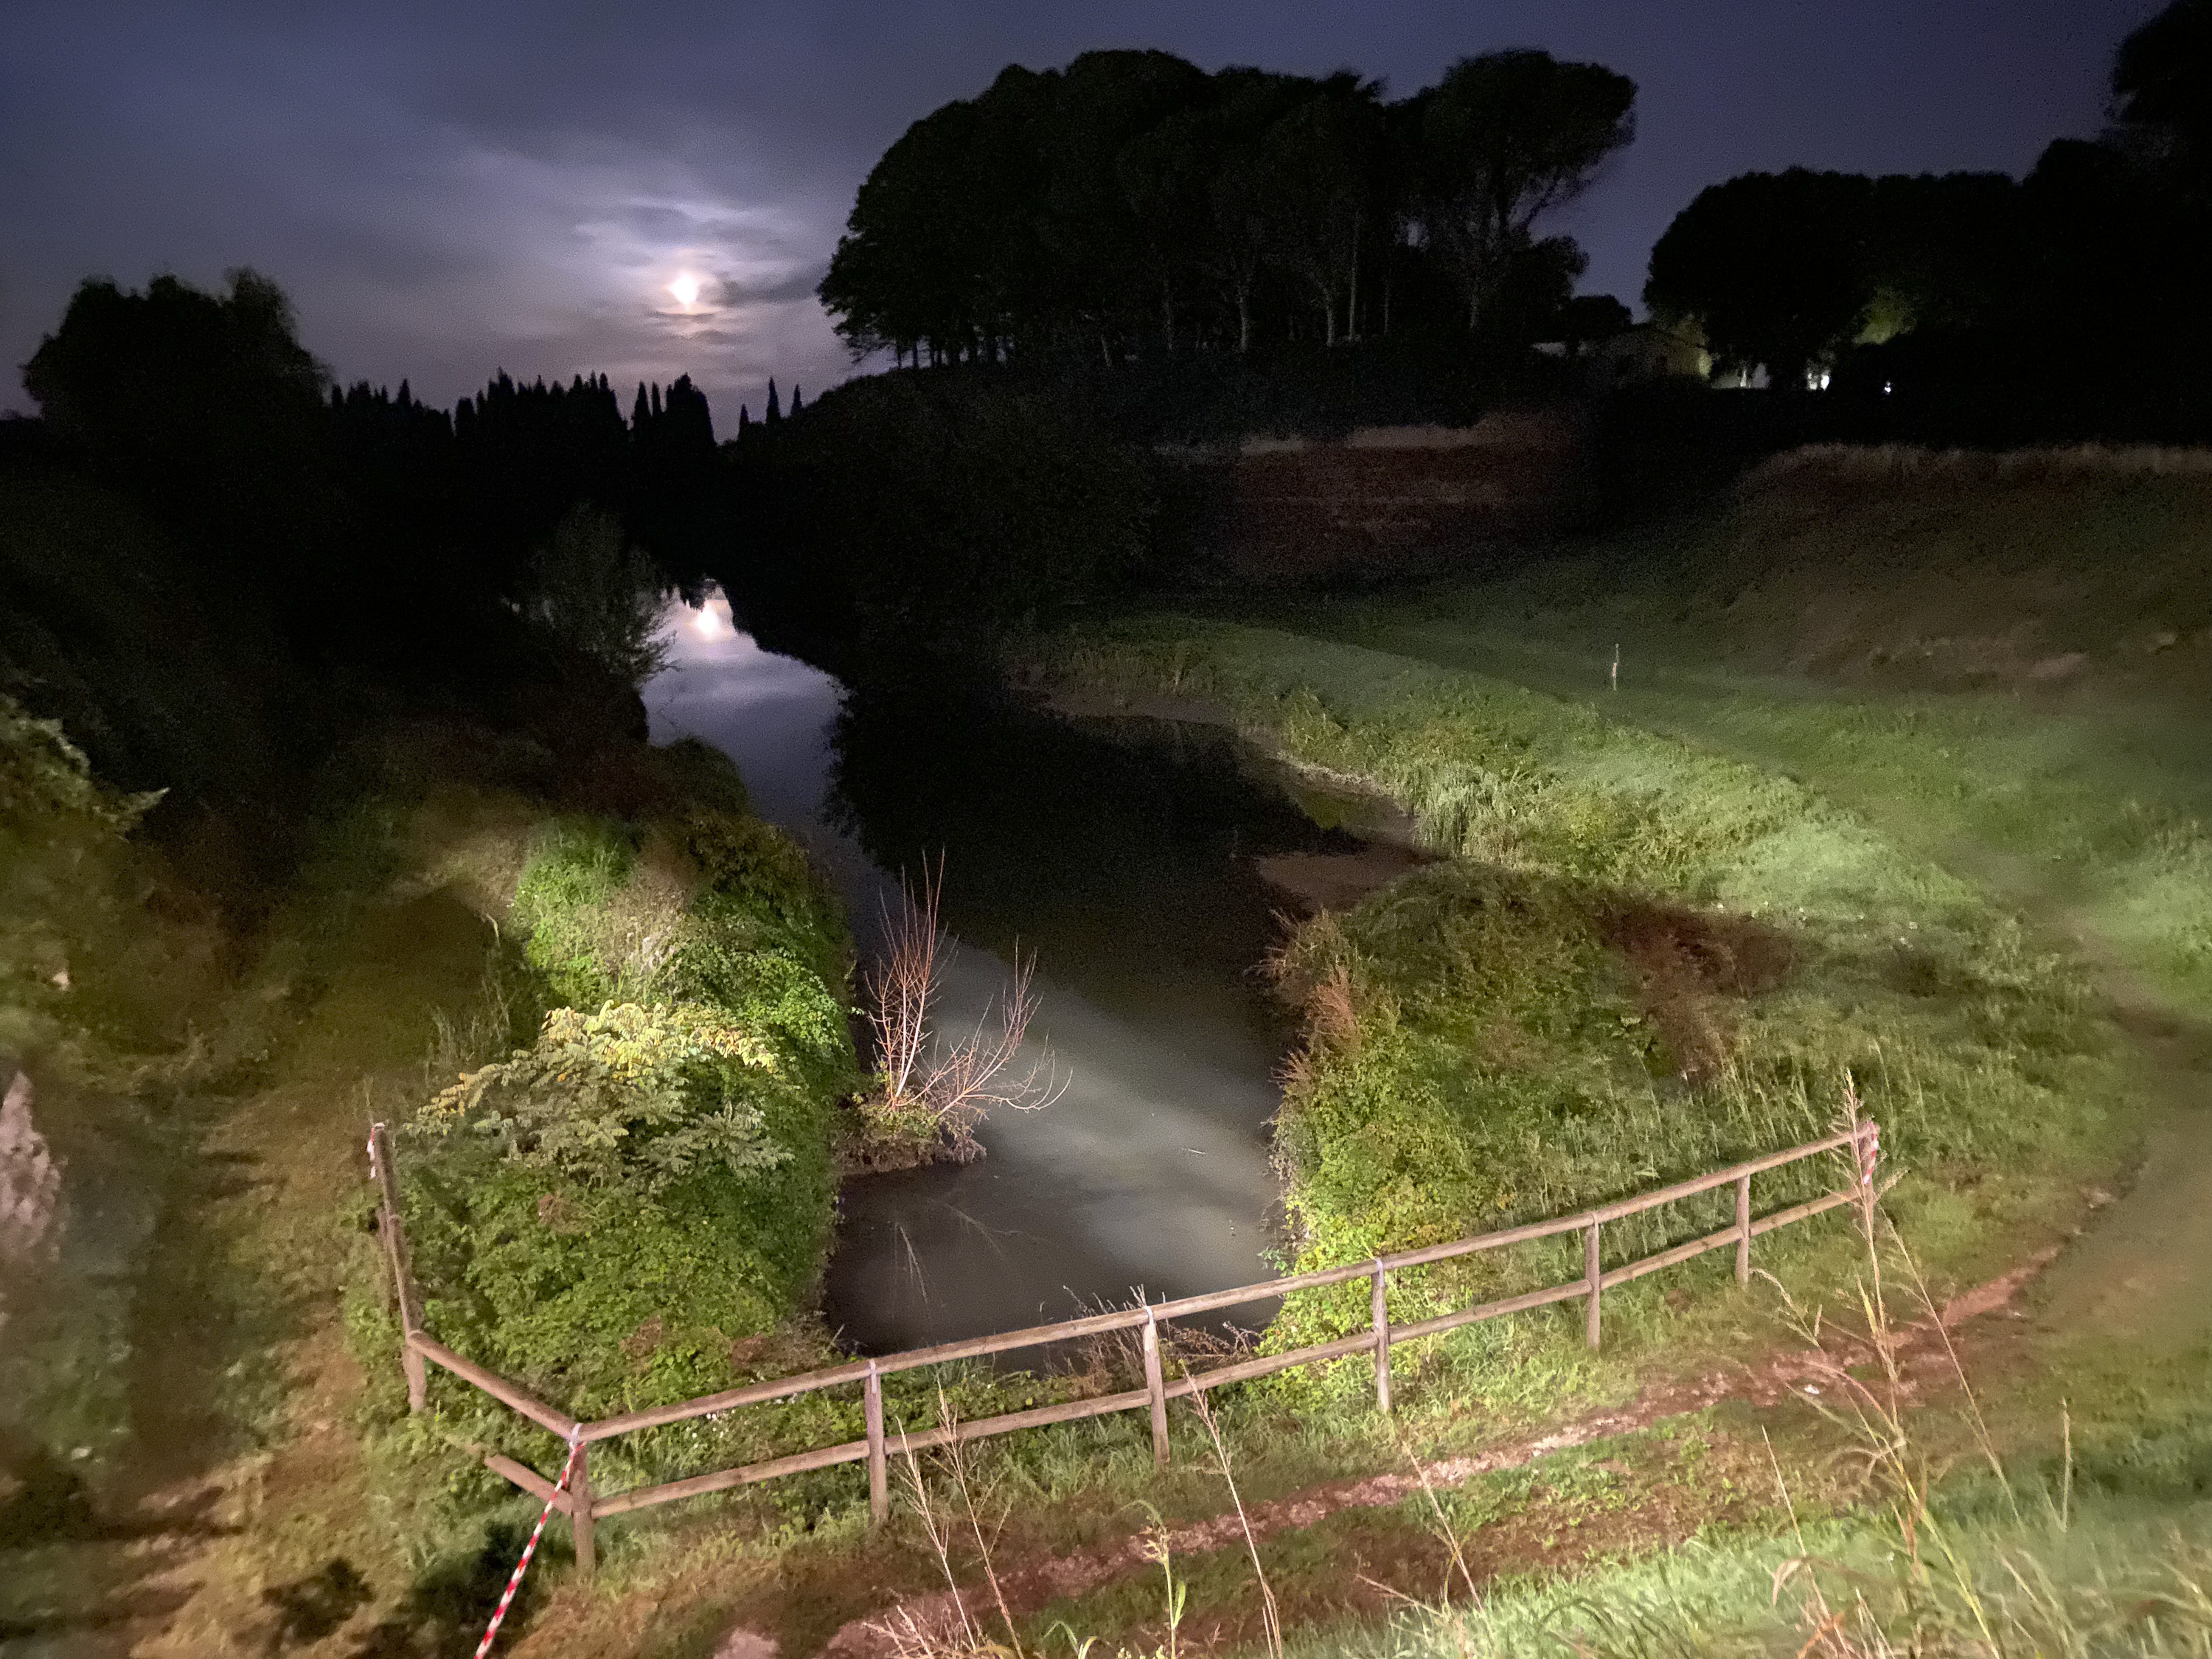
left=645, top=594, right=1364, bottom=1353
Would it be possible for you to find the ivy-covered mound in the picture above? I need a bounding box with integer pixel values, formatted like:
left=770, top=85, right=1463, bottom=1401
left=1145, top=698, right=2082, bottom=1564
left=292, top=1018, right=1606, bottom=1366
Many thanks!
left=396, top=748, right=860, bottom=1427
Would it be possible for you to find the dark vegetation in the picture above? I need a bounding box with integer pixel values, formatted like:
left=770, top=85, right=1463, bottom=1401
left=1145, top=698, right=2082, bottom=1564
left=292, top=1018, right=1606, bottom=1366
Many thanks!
left=817, top=49, right=1635, bottom=366
left=1646, top=0, right=2212, bottom=429
left=3, top=271, right=720, bottom=889
left=728, top=44, right=1642, bottom=658
left=711, top=1, right=2212, bottom=670
left=0, top=265, right=862, bottom=1649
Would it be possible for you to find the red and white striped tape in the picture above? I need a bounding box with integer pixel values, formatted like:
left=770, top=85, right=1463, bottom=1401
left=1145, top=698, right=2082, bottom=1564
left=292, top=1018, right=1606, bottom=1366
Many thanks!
left=474, top=1428, right=585, bottom=1659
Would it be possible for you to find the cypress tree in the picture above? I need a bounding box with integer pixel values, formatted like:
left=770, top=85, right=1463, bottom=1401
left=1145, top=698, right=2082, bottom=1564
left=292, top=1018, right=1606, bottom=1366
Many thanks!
left=764, top=378, right=782, bottom=425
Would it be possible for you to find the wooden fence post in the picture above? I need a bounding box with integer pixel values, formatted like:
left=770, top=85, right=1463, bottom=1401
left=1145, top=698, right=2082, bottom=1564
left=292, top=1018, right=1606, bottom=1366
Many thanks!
left=1371, top=1260, right=1391, bottom=1416
left=1736, top=1174, right=1753, bottom=1287
left=571, top=1443, right=595, bottom=1582
left=1142, top=1307, right=1170, bottom=1470
left=865, top=1361, right=888, bottom=1527
left=1584, top=1221, right=1603, bottom=1351
left=369, top=1122, right=428, bottom=1413
left=401, top=1340, right=427, bottom=1413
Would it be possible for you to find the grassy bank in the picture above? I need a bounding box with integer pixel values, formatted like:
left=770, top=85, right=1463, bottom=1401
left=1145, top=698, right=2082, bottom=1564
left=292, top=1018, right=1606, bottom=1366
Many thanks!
left=350, top=740, right=872, bottom=1491
left=1259, top=445, right=2212, bottom=1013
left=983, top=442, right=2211, bottom=1655
left=1026, top=619, right=2133, bottom=1382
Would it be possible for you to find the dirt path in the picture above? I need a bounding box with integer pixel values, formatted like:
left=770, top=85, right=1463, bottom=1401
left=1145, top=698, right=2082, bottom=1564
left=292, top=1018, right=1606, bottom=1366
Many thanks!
left=1, top=886, right=509, bottom=1658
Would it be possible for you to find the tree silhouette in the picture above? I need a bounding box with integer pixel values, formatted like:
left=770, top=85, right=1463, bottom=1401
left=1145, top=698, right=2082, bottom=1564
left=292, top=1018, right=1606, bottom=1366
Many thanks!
left=1646, top=170, right=1874, bottom=386
left=2112, top=0, right=2212, bottom=207
left=1411, top=51, right=1636, bottom=336
left=24, top=271, right=341, bottom=598
left=1248, top=77, right=1388, bottom=346
left=818, top=47, right=1636, bottom=364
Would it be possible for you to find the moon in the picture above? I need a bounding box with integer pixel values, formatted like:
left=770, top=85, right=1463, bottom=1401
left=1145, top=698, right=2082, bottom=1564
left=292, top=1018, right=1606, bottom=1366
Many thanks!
left=667, top=272, right=703, bottom=308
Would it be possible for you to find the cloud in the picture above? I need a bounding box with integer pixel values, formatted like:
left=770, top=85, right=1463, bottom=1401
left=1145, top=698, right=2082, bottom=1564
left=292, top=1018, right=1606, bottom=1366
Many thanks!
left=717, top=267, right=828, bottom=307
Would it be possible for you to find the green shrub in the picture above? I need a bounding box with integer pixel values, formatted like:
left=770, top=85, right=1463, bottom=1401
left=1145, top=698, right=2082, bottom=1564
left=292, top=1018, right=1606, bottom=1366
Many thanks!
left=392, top=791, right=860, bottom=1451
left=520, top=504, right=669, bottom=687
left=411, top=1000, right=794, bottom=1193
left=0, top=694, right=171, bottom=1057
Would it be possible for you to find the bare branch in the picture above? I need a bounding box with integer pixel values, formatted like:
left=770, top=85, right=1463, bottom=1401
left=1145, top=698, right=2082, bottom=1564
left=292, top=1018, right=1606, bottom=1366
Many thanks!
left=862, top=858, right=1065, bottom=1163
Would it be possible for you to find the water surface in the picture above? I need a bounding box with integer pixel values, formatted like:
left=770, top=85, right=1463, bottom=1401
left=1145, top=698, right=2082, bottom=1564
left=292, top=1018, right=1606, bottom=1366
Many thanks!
left=647, top=595, right=1350, bottom=1352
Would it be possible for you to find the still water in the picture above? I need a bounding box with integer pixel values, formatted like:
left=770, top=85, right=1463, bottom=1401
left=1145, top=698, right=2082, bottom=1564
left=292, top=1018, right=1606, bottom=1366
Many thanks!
left=646, top=594, right=1352, bottom=1353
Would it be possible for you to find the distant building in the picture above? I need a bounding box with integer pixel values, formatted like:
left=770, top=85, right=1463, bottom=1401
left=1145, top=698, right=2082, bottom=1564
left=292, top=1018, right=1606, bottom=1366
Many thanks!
left=1710, top=364, right=1772, bottom=390
left=1590, top=323, right=1711, bottom=385
left=1535, top=322, right=1711, bottom=389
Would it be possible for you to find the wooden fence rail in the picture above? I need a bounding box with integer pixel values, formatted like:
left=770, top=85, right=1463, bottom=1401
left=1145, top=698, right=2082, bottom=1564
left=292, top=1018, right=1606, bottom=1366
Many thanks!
left=366, top=1119, right=1879, bottom=1582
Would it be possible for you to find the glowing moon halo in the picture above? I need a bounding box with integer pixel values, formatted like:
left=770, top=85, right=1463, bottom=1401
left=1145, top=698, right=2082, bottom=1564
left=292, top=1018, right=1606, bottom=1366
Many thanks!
left=667, top=272, right=703, bottom=309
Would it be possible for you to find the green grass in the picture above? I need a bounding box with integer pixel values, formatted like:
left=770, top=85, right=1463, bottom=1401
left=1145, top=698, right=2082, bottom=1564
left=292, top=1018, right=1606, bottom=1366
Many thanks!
left=998, top=448, right=2212, bottom=1656
left=1283, top=612, right=2212, bottom=1016
left=1261, top=448, right=2212, bottom=1017
left=1028, top=619, right=2132, bottom=1394
left=1304, top=1497, right=2212, bottom=1659
left=1305, top=1323, right=2212, bottom=1659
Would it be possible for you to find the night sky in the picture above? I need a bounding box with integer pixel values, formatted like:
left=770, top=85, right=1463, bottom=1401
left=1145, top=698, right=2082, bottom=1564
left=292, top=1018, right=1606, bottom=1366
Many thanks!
left=3, top=1, right=2157, bottom=422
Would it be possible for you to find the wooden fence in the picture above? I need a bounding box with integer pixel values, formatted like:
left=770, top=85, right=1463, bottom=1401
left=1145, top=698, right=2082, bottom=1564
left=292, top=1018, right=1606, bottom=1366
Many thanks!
left=366, top=1119, right=1879, bottom=1581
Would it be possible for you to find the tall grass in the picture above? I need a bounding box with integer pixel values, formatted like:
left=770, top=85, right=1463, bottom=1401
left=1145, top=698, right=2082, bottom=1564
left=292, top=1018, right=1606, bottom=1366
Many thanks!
left=1308, top=1211, right=2212, bottom=1659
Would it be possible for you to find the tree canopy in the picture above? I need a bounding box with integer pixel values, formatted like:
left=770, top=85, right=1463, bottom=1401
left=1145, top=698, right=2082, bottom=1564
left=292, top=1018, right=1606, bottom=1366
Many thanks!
left=1643, top=158, right=2198, bottom=390
left=1645, top=170, right=1883, bottom=385
left=820, top=48, right=1638, bottom=366
left=2112, top=0, right=2212, bottom=206
left=1644, top=0, right=2212, bottom=398
left=22, top=271, right=726, bottom=678
left=1412, top=51, right=1635, bottom=333
left=24, top=271, right=341, bottom=590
